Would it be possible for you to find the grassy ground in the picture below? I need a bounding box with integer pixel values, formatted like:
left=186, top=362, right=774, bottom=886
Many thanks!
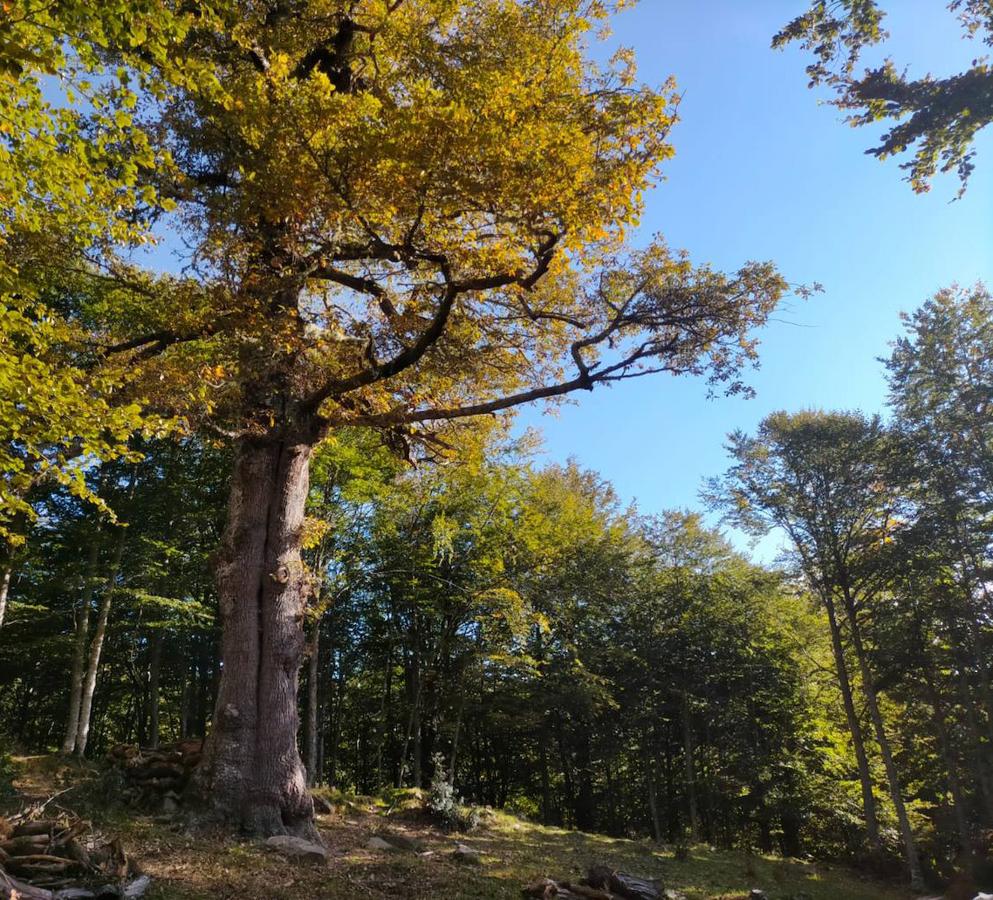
left=6, top=755, right=912, bottom=900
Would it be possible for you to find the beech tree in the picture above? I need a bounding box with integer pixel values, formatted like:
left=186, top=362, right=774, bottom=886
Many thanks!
left=17, top=0, right=795, bottom=837
left=708, top=411, right=925, bottom=890
left=776, top=0, right=993, bottom=194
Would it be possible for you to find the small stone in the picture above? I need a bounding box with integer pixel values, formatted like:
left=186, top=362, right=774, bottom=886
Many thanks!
left=367, top=835, right=400, bottom=851
left=452, top=842, right=482, bottom=864
left=161, top=794, right=179, bottom=814
left=264, top=834, right=329, bottom=863
left=749, top=891, right=768, bottom=900
left=123, top=876, right=153, bottom=899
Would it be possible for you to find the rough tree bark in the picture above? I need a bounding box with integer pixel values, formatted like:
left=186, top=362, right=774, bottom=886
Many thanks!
left=191, top=435, right=318, bottom=838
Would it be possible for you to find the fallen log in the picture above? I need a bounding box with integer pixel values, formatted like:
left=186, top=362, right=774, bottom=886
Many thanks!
left=1, top=835, right=50, bottom=855
left=0, top=871, right=54, bottom=899
left=585, top=866, right=661, bottom=900
left=524, top=865, right=664, bottom=900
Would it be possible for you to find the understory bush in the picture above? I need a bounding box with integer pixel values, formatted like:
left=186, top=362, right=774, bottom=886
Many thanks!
left=427, top=754, right=480, bottom=831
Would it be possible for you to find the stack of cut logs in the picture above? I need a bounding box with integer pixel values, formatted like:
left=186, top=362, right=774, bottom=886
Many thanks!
left=523, top=865, right=663, bottom=900
left=106, top=739, right=202, bottom=811
left=0, top=811, right=147, bottom=899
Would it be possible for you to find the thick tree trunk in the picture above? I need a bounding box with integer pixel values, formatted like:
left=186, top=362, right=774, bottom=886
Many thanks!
left=192, top=436, right=317, bottom=838
left=62, top=540, right=100, bottom=755
left=822, top=594, right=881, bottom=851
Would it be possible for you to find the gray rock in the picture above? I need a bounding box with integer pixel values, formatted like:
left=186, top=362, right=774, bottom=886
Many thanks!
left=161, top=793, right=179, bottom=814
left=367, top=835, right=400, bottom=851
left=749, top=891, right=768, bottom=900
left=264, top=834, right=329, bottom=863
left=452, top=842, right=482, bottom=865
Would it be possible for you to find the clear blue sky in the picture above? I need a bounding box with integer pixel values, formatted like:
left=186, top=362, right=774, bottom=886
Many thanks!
left=515, top=0, right=993, bottom=559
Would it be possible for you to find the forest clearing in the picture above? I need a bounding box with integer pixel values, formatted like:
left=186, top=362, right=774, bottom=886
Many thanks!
left=1, top=0, right=992, bottom=898
left=1, top=754, right=909, bottom=900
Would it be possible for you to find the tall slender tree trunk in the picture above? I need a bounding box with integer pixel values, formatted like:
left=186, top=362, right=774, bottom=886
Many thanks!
left=62, top=540, right=100, bottom=755
left=448, top=687, right=466, bottom=785
left=955, top=659, right=993, bottom=824
left=539, top=734, right=553, bottom=824
left=192, top=435, right=317, bottom=838
left=375, top=641, right=392, bottom=786
left=397, top=648, right=423, bottom=789
left=921, top=665, right=971, bottom=857
left=148, top=629, right=163, bottom=750
left=75, top=521, right=128, bottom=757
left=180, top=662, right=191, bottom=740
left=305, top=617, right=321, bottom=787
left=644, top=737, right=662, bottom=843
left=680, top=689, right=701, bottom=844
left=841, top=591, right=923, bottom=891
left=822, top=594, right=881, bottom=850
left=0, top=563, right=12, bottom=630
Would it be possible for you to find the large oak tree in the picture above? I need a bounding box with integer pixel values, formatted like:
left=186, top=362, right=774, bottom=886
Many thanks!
left=15, top=0, right=795, bottom=836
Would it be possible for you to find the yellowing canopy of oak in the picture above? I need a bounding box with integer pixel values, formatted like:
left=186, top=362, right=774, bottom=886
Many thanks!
left=100, top=0, right=788, bottom=441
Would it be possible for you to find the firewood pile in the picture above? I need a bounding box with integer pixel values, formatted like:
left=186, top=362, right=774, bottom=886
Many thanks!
left=106, top=740, right=202, bottom=811
left=0, top=809, right=150, bottom=899
left=523, top=865, right=665, bottom=900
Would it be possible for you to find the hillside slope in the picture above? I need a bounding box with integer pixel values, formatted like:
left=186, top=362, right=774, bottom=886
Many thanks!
left=7, top=756, right=909, bottom=900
